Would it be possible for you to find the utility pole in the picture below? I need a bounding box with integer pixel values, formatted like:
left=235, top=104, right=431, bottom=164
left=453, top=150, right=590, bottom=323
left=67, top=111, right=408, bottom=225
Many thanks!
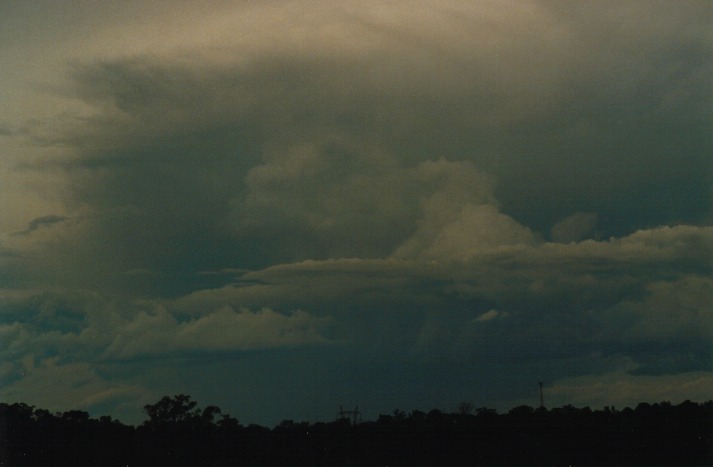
left=538, top=382, right=544, bottom=409
left=337, top=404, right=360, bottom=425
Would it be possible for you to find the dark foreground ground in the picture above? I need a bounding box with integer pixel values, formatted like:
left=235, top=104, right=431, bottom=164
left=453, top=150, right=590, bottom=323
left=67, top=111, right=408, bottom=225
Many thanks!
left=1, top=396, right=712, bottom=465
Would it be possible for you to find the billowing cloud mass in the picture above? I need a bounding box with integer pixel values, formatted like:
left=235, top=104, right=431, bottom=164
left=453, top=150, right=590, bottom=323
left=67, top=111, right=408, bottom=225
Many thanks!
left=0, top=0, right=711, bottom=425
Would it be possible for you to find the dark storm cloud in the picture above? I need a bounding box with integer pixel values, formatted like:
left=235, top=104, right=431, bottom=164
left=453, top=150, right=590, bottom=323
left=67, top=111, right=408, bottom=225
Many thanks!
left=53, top=2, right=711, bottom=271
left=2, top=1, right=712, bottom=424
left=45, top=53, right=507, bottom=294
left=2, top=228, right=712, bottom=423
left=169, top=225, right=713, bottom=365
left=53, top=44, right=711, bottom=293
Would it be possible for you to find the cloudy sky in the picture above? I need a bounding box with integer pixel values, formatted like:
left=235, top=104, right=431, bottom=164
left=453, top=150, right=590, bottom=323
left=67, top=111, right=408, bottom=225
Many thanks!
left=1, top=0, right=712, bottom=425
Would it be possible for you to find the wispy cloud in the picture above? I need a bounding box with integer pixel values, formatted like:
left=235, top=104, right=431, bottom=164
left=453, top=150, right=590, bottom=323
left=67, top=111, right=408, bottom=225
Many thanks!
left=13, top=215, right=68, bottom=236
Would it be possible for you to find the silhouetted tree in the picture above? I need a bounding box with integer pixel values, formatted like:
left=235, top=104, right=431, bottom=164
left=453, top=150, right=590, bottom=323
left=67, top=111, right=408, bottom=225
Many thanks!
left=2, top=397, right=712, bottom=465
left=457, top=401, right=474, bottom=415
left=143, top=394, right=200, bottom=425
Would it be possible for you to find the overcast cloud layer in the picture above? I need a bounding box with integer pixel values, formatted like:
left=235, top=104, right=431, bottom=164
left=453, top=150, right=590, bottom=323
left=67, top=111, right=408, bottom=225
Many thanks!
left=1, top=0, right=712, bottom=425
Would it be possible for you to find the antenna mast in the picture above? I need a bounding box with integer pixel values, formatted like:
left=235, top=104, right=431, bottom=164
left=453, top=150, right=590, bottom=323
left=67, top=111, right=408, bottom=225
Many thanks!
left=538, top=382, right=544, bottom=409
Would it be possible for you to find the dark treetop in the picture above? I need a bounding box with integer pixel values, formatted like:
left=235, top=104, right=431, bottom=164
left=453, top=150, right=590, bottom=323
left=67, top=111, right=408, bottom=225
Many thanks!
left=1, top=395, right=712, bottom=466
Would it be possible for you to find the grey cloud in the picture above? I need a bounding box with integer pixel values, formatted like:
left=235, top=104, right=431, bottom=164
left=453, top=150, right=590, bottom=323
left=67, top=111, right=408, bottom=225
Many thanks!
left=0, top=288, right=333, bottom=422
left=165, top=225, right=713, bottom=392
left=101, top=306, right=332, bottom=361
left=34, top=0, right=708, bottom=297
left=597, top=275, right=713, bottom=343
left=172, top=225, right=713, bottom=363
left=13, top=214, right=68, bottom=236
left=393, top=203, right=536, bottom=260
left=3, top=0, right=712, bottom=424
left=0, top=288, right=332, bottom=364
left=551, top=212, right=598, bottom=243
left=0, top=355, right=146, bottom=422
left=473, top=309, right=509, bottom=323
left=1, top=222, right=711, bottom=422
left=235, top=154, right=499, bottom=261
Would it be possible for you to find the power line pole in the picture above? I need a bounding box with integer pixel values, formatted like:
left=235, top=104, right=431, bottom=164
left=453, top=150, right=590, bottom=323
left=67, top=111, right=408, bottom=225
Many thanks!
left=337, top=404, right=360, bottom=425
left=539, top=382, right=544, bottom=409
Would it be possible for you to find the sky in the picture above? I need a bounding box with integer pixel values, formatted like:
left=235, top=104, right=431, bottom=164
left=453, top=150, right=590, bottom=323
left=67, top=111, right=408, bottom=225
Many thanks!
left=0, top=0, right=712, bottom=426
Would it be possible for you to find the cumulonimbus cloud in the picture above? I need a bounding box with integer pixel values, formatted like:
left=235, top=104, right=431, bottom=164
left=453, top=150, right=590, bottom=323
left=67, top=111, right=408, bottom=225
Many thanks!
left=0, top=0, right=711, bottom=424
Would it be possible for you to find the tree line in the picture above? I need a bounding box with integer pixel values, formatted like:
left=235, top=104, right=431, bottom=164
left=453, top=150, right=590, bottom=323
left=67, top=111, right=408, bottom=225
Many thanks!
left=1, top=395, right=712, bottom=465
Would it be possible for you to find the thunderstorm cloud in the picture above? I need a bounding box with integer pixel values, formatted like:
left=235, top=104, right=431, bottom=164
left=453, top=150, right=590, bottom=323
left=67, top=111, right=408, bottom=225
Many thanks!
left=0, top=0, right=711, bottom=425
